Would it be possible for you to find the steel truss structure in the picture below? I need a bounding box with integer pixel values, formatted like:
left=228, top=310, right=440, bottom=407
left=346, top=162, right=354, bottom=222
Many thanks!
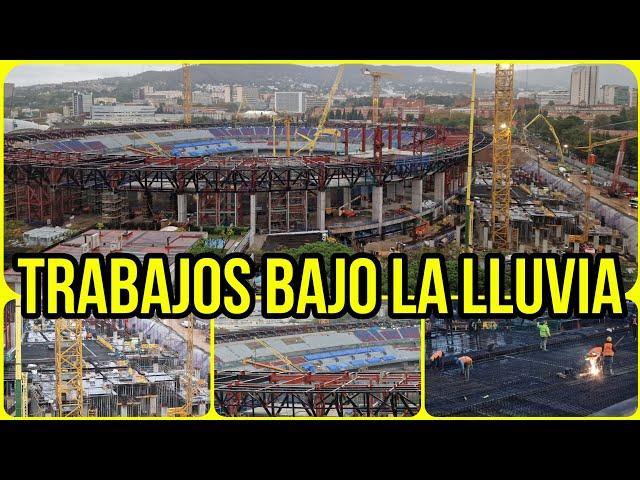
left=214, top=371, right=421, bottom=417
left=5, top=125, right=491, bottom=224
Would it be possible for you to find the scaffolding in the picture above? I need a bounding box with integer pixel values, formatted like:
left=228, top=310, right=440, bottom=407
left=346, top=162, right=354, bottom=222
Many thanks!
left=268, top=190, right=308, bottom=233
left=100, top=191, right=127, bottom=227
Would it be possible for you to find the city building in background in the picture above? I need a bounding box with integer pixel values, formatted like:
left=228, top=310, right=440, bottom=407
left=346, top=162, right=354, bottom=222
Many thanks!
left=537, top=90, right=570, bottom=106
left=274, top=92, right=306, bottom=114
left=599, top=85, right=630, bottom=106
left=71, top=91, right=93, bottom=117
left=89, top=103, right=157, bottom=124
left=570, top=65, right=599, bottom=106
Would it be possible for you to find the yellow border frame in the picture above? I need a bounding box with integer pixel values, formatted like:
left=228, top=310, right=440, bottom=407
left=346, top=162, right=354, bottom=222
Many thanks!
left=1, top=59, right=638, bottom=420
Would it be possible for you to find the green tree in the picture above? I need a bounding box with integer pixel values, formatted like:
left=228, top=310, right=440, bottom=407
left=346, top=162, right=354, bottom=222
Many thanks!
left=282, top=241, right=354, bottom=274
left=593, top=114, right=610, bottom=128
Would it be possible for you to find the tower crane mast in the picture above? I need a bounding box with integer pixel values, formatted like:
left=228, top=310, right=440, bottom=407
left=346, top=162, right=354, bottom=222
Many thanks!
left=182, top=64, right=192, bottom=126
left=55, top=319, right=84, bottom=417
left=362, top=68, right=401, bottom=125
left=490, top=64, right=515, bottom=250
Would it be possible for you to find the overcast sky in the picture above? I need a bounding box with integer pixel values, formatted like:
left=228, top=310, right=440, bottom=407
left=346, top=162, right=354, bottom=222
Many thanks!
left=4, top=63, right=570, bottom=87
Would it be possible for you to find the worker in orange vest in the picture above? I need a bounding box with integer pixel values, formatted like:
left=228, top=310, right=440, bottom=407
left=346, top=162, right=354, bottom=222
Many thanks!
left=457, top=355, right=473, bottom=381
left=602, top=337, right=616, bottom=375
left=429, top=350, right=444, bottom=371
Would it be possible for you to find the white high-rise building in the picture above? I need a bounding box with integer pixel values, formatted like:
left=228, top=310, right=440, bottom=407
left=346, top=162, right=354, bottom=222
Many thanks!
left=72, top=91, right=93, bottom=117
left=570, top=66, right=599, bottom=106
left=628, top=87, right=638, bottom=107
left=275, top=92, right=307, bottom=114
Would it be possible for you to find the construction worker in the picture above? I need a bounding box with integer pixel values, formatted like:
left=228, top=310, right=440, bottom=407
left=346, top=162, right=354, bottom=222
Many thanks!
left=536, top=320, right=551, bottom=351
left=468, top=319, right=481, bottom=350
left=630, top=314, right=638, bottom=342
left=457, top=355, right=473, bottom=381
left=429, top=350, right=444, bottom=371
left=602, top=336, right=616, bottom=375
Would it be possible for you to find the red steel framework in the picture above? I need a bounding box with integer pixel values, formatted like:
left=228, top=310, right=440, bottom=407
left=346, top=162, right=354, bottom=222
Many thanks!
left=5, top=125, right=491, bottom=224
left=214, top=371, right=421, bottom=417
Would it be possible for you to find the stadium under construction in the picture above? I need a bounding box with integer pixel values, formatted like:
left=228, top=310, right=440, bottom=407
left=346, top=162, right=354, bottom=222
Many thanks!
left=3, top=63, right=639, bottom=418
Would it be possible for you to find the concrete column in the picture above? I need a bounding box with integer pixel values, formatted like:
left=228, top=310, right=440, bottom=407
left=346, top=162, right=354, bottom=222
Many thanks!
left=564, top=233, right=570, bottom=246
left=396, top=182, right=405, bottom=200
left=120, top=405, right=128, bottom=417
left=317, top=190, right=326, bottom=231
left=542, top=238, right=548, bottom=253
left=372, top=186, right=383, bottom=228
left=455, top=225, right=462, bottom=245
left=593, top=235, right=600, bottom=250
left=387, top=182, right=396, bottom=202
left=573, top=242, right=580, bottom=253
left=534, top=228, right=540, bottom=247
left=519, top=244, right=525, bottom=253
left=483, top=226, right=489, bottom=248
left=343, top=187, right=351, bottom=207
left=198, top=402, right=207, bottom=416
left=434, top=172, right=445, bottom=205
left=411, top=178, right=423, bottom=212
left=360, top=187, right=369, bottom=208
left=249, top=194, right=256, bottom=247
left=194, top=193, right=200, bottom=226
left=177, top=194, right=187, bottom=223
left=605, top=244, right=612, bottom=253
left=150, top=397, right=157, bottom=416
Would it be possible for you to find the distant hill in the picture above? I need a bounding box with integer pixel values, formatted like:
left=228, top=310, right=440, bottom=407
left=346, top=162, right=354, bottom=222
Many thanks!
left=17, top=64, right=638, bottom=95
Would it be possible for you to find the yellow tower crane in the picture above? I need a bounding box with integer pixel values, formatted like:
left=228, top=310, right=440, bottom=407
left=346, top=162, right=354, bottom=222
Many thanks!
left=182, top=63, right=192, bottom=126
left=55, top=318, right=84, bottom=417
left=167, top=314, right=195, bottom=417
left=125, top=130, right=166, bottom=157
left=362, top=68, right=402, bottom=125
left=254, top=337, right=306, bottom=373
left=490, top=64, right=515, bottom=250
left=464, top=69, right=477, bottom=252
left=284, top=115, right=292, bottom=156
left=14, top=299, right=27, bottom=417
left=296, top=65, right=345, bottom=155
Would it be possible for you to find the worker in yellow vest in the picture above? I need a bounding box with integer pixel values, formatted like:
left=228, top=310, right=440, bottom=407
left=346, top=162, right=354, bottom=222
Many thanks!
left=536, top=320, right=551, bottom=351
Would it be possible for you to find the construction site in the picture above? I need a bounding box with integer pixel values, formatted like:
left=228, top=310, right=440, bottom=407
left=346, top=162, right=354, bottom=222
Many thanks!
left=3, top=63, right=638, bottom=417
left=3, top=230, right=211, bottom=417
left=214, top=304, right=421, bottom=417
left=425, top=64, right=638, bottom=417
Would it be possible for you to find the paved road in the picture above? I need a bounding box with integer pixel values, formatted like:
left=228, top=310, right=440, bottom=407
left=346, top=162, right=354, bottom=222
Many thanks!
left=519, top=146, right=638, bottom=221
left=162, top=318, right=210, bottom=353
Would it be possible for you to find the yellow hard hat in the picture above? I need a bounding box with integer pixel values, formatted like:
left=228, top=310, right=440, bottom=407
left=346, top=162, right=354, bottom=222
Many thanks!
left=606, top=336, right=612, bottom=342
